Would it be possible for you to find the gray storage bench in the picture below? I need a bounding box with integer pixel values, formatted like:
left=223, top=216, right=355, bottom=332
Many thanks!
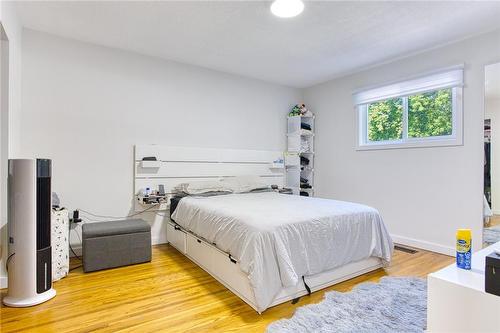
left=82, top=219, right=151, bottom=272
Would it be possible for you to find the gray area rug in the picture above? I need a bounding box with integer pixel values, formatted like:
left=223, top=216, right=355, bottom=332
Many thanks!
left=483, top=225, right=500, bottom=245
left=266, top=277, right=426, bottom=333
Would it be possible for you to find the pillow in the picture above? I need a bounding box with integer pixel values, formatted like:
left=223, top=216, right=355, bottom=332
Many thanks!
left=174, top=180, right=231, bottom=195
left=221, top=175, right=269, bottom=193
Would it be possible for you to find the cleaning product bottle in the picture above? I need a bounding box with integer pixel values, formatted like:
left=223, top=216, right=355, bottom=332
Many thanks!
left=456, top=229, right=472, bottom=270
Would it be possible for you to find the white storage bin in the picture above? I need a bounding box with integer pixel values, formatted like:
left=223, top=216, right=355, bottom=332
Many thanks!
left=186, top=233, right=213, bottom=271
left=287, top=116, right=301, bottom=133
left=287, top=135, right=301, bottom=152
left=285, top=153, right=299, bottom=166
left=211, top=249, right=254, bottom=302
left=286, top=168, right=300, bottom=188
left=186, top=232, right=255, bottom=303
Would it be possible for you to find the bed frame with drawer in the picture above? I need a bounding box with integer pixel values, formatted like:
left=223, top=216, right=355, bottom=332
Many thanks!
left=134, top=145, right=384, bottom=313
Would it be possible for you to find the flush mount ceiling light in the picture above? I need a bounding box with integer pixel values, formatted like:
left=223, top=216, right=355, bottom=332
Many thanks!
left=270, top=0, right=304, bottom=18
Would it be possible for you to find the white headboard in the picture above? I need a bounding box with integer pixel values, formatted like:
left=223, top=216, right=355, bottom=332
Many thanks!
left=134, top=145, right=285, bottom=210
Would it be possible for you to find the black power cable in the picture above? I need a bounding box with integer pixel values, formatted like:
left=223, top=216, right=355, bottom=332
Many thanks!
left=68, top=232, right=83, bottom=272
left=77, top=204, right=160, bottom=221
left=67, top=204, right=164, bottom=272
left=5, top=253, right=15, bottom=272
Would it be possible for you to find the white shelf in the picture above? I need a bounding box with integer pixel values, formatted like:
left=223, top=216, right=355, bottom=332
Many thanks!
left=286, top=110, right=314, bottom=196
left=286, top=133, right=314, bottom=137
left=287, top=115, right=315, bottom=119
left=269, top=163, right=285, bottom=169
left=287, top=151, right=314, bottom=154
left=141, top=160, right=161, bottom=168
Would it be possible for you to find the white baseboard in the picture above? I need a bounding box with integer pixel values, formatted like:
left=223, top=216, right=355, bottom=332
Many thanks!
left=69, top=244, right=82, bottom=258
left=492, top=209, right=500, bottom=215
left=1, top=276, right=7, bottom=289
left=391, top=234, right=455, bottom=256
left=152, top=235, right=167, bottom=246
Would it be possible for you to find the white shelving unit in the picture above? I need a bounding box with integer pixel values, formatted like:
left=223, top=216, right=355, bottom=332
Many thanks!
left=285, top=115, right=314, bottom=196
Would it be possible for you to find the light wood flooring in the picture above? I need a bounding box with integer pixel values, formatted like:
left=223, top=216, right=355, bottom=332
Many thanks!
left=486, top=214, right=500, bottom=227
left=1, top=244, right=453, bottom=333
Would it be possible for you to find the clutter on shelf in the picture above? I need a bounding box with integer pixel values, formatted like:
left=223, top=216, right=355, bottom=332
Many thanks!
left=289, top=103, right=314, bottom=117
left=286, top=104, right=315, bottom=196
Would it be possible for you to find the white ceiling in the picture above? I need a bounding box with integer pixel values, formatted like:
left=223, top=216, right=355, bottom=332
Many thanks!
left=14, top=1, right=500, bottom=88
left=486, top=63, right=500, bottom=101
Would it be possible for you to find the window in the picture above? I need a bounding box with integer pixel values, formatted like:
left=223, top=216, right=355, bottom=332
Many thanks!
left=355, top=67, right=463, bottom=150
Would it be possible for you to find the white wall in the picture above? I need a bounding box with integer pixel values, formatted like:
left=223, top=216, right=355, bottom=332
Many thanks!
left=485, top=97, right=500, bottom=213
left=0, top=1, right=22, bottom=288
left=304, top=30, right=500, bottom=255
left=14, top=23, right=500, bottom=281
left=20, top=30, right=302, bottom=246
left=0, top=1, right=22, bottom=289
left=0, top=2, right=22, bottom=156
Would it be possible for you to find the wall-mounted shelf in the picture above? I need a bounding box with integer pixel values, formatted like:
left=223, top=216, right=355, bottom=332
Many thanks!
left=136, top=194, right=169, bottom=212
left=269, top=162, right=285, bottom=169
left=136, top=194, right=168, bottom=205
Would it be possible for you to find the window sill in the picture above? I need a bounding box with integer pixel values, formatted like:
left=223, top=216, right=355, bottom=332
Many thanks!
left=356, top=138, right=463, bottom=151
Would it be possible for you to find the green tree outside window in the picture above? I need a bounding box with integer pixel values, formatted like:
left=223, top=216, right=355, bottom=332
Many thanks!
left=367, top=88, right=452, bottom=142
left=408, top=89, right=452, bottom=138
left=368, top=98, right=403, bottom=141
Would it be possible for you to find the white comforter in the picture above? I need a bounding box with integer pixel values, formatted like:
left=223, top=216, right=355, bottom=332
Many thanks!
left=171, top=192, right=393, bottom=312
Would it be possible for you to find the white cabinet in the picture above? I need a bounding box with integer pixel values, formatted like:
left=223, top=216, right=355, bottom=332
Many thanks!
left=286, top=115, right=314, bottom=196
left=185, top=231, right=254, bottom=303
left=166, top=222, right=187, bottom=254
left=186, top=233, right=213, bottom=270
left=427, top=241, right=500, bottom=332
left=166, top=221, right=256, bottom=306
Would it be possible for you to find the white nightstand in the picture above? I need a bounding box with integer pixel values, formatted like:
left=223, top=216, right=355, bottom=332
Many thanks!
left=427, top=241, right=500, bottom=332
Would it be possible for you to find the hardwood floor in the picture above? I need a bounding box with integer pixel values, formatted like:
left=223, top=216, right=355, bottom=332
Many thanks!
left=487, top=214, right=500, bottom=227
left=1, top=244, right=453, bottom=333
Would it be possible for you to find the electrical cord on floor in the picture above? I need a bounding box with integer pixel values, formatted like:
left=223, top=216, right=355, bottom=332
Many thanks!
left=68, top=204, right=166, bottom=271
left=69, top=241, right=81, bottom=261
left=69, top=221, right=83, bottom=272
left=5, top=253, right=15, bottom=272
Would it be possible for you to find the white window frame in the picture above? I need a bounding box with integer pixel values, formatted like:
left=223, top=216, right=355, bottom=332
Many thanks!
left=354, top=67, right=464, bottom=151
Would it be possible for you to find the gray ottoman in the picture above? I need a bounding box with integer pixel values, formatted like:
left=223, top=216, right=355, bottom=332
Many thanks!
left=82, top=219, right=151, bottom=272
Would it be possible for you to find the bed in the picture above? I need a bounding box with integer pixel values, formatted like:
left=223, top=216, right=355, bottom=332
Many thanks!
left=170, top=191, right=392, bottom=312
left=134, top=145, right=393, bottom=313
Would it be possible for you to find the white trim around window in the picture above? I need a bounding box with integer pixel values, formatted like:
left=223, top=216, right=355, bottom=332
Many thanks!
left=354, top=67, right=464, bottom=151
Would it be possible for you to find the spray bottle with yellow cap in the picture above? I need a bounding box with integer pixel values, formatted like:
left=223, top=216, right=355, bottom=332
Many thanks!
left=456, top=229, right=472, bottom=270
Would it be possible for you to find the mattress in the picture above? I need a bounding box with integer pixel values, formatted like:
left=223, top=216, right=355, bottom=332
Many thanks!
left=171, top=192, right=393, bottom=312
